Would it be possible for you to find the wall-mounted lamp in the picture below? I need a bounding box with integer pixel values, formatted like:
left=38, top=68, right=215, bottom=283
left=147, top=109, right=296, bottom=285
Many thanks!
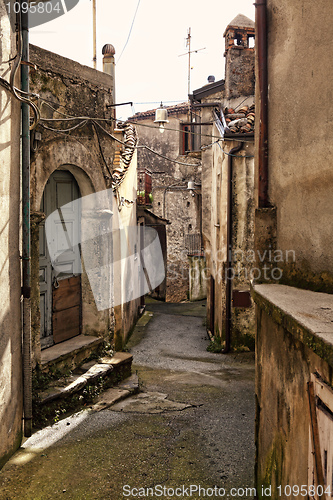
left=187, top=180, right=201, bottom=197
left=154, top=102, right=169, bottom=133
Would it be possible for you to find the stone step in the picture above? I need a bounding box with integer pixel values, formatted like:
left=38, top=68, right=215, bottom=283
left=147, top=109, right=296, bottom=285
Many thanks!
left=90, top=374, right=140, bottom=412
left=40, top=335, right=104, bottom=377
left=38, top=352, right=133, bottom=405
left=34, top=352, right=134, bottom=428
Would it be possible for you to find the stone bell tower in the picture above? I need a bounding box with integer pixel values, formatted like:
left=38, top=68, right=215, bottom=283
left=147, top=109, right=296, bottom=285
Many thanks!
left=223, top=14, right=255, bottom=99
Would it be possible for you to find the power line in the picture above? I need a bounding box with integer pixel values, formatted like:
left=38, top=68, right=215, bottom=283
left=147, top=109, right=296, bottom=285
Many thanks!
left=117, top=0, right=141, bottom=64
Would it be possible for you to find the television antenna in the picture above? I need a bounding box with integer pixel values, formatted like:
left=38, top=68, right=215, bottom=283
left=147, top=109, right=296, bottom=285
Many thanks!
left=92, top=0, right=97, bottom=69
left=179, top=28, right=206, bottom=95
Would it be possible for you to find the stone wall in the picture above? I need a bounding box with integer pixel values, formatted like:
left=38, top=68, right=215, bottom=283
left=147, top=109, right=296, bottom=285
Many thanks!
left=131, top=108, right=204, bottom=302
left=0, top=0, right=23, bottom=468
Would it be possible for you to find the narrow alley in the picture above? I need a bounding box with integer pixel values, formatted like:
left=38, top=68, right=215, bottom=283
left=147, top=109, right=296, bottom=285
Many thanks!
left=0, top=300, right=255, bottom=500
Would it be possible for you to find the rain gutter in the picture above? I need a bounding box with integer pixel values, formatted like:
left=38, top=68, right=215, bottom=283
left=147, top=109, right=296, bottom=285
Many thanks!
left=21, top=6, right=32, bottom=437
left=223, top=142, right=243, bottom=354
left=255, top=0, right=269, bottom=207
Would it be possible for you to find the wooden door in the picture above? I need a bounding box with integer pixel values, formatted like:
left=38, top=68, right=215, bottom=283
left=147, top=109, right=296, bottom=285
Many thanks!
left=39, top=170, right=81, bottom=347
left=52, top=276, right=81, bottom=344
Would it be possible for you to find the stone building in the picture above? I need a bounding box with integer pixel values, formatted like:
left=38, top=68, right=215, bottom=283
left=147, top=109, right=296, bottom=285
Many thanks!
left=195, top=14, right=256, bottom=351
left=0, top=24, right=141, bottom=465
left=0, top=0, right=23, bottom=468
left=29, top=44, right=140, bottom=359
left=252, top=0, right=333, bottom=494
left=130, top=103, right=205, bottom=302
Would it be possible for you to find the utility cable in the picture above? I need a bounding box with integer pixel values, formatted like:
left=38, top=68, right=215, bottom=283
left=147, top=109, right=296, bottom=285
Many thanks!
left=91, top=121, right=114, bottom=181
left=0, top=13, right=40, bottom=129
left=39, top=119, right=88, bottom=133
left=137, top=144, right=201, bottom=167
left=37, top=97, right=253, bottom=143
left=117, top=0, right=141, bottom=64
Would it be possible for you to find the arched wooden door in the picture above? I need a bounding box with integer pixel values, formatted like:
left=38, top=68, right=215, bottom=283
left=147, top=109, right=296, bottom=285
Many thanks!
left=39, top=170, right=81, bottom=348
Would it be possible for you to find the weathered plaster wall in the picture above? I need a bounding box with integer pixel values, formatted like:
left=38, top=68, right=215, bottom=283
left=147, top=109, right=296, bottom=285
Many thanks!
left=256, top=0, right=333, bottom=291
left=29, top=45, right=138, bottom=357
left=253, top=285, right=333, bottom=498
left=113, top=147, right=140, bottom=349
left=0, top=0, right=23, bottom=467
left=202, top=104, right=255, bottom=348
left=189, top=257, right=207, bottom=301
left=132, top=110, right=203, bottom=302
left=253, top=3, right=333, bottom=488
left=29, top=46, right=114, bottom=362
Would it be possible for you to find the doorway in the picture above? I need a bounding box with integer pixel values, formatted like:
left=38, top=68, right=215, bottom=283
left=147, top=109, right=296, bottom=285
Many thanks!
left=39, top=170, right=81, bottom=348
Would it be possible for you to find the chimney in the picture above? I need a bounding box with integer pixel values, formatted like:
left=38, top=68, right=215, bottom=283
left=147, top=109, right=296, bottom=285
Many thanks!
left=102, top=44, right=116, bottom=103
left=223, top=14, right=255, bottom=99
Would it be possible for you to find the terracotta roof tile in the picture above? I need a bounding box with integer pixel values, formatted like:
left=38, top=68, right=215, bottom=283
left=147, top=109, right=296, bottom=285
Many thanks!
left=129, top=102, right=189, bottom=121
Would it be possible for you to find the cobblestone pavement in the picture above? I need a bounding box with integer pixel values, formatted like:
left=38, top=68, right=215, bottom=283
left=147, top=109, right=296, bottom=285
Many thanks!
left=0, top=299, right=255, bottom=500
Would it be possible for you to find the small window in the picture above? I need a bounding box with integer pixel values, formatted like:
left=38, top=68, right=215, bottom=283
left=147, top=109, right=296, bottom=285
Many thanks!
left=180, top=122, right=201, bottom=154
left=248, top=35, right=255, bottom=48
left=234, top=33, right=243, bottom=46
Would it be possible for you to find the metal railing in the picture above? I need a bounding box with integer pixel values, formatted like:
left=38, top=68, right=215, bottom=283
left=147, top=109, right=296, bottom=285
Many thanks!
left=185, top=233, right=205, bottom=257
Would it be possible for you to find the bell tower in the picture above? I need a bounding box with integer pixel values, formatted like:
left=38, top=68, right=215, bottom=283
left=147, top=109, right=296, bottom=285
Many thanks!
left=223, top=14, right=255, bottom=99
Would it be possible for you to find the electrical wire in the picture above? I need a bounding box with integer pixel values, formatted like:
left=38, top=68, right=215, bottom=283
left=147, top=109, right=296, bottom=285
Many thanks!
left=39, top=119, right=89, bottom=133
left=39, top=98, right=115, bottom=122
left=91, top=121, right=114, bottom=182
left=37, top=95, right=253, bottom=143
left=0, top=13, right=40, bottom=130
left=38, top=111, right=253, bottom=163
left=117, top=0, right=141, bottom=64
left=133, top=100, right=185, bottom=105
left=138, top=144, right=200, bottom=167
left=91, top=120, right=201, bottom=167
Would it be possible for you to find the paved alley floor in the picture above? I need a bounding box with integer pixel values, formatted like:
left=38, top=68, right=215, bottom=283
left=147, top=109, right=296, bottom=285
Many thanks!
left=0, top=300, right=255, bottom=500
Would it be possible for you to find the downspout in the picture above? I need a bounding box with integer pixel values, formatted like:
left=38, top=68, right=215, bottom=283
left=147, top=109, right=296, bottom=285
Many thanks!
left=21, top=6, right=32, bottom=437
left=223, top=142, right=243, bottom=354
left=255, top=0, right=269, bottom=208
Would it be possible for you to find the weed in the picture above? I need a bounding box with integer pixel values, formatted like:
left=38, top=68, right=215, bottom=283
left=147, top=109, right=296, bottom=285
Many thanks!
left=207, top=336, right=224, bottom=353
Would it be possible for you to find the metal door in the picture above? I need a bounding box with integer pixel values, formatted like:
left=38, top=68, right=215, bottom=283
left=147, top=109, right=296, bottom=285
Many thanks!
left=39, top=170, right=81, bottom=348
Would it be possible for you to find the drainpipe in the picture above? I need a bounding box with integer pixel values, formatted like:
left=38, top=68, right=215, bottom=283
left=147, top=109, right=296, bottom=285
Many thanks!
left=21, top=7, right=32, bottom=438
left=223, top=142, right=243, bottom=354
left=255, top=0, right=269, bottom=208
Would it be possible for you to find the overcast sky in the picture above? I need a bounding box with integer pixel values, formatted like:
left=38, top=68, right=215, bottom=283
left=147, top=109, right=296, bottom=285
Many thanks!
left=30, top=0, right=255, bottom=119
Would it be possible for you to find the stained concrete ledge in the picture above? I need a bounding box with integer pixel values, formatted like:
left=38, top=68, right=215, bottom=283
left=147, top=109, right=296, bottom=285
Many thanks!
left=252, top=284, right=333, bottom=367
